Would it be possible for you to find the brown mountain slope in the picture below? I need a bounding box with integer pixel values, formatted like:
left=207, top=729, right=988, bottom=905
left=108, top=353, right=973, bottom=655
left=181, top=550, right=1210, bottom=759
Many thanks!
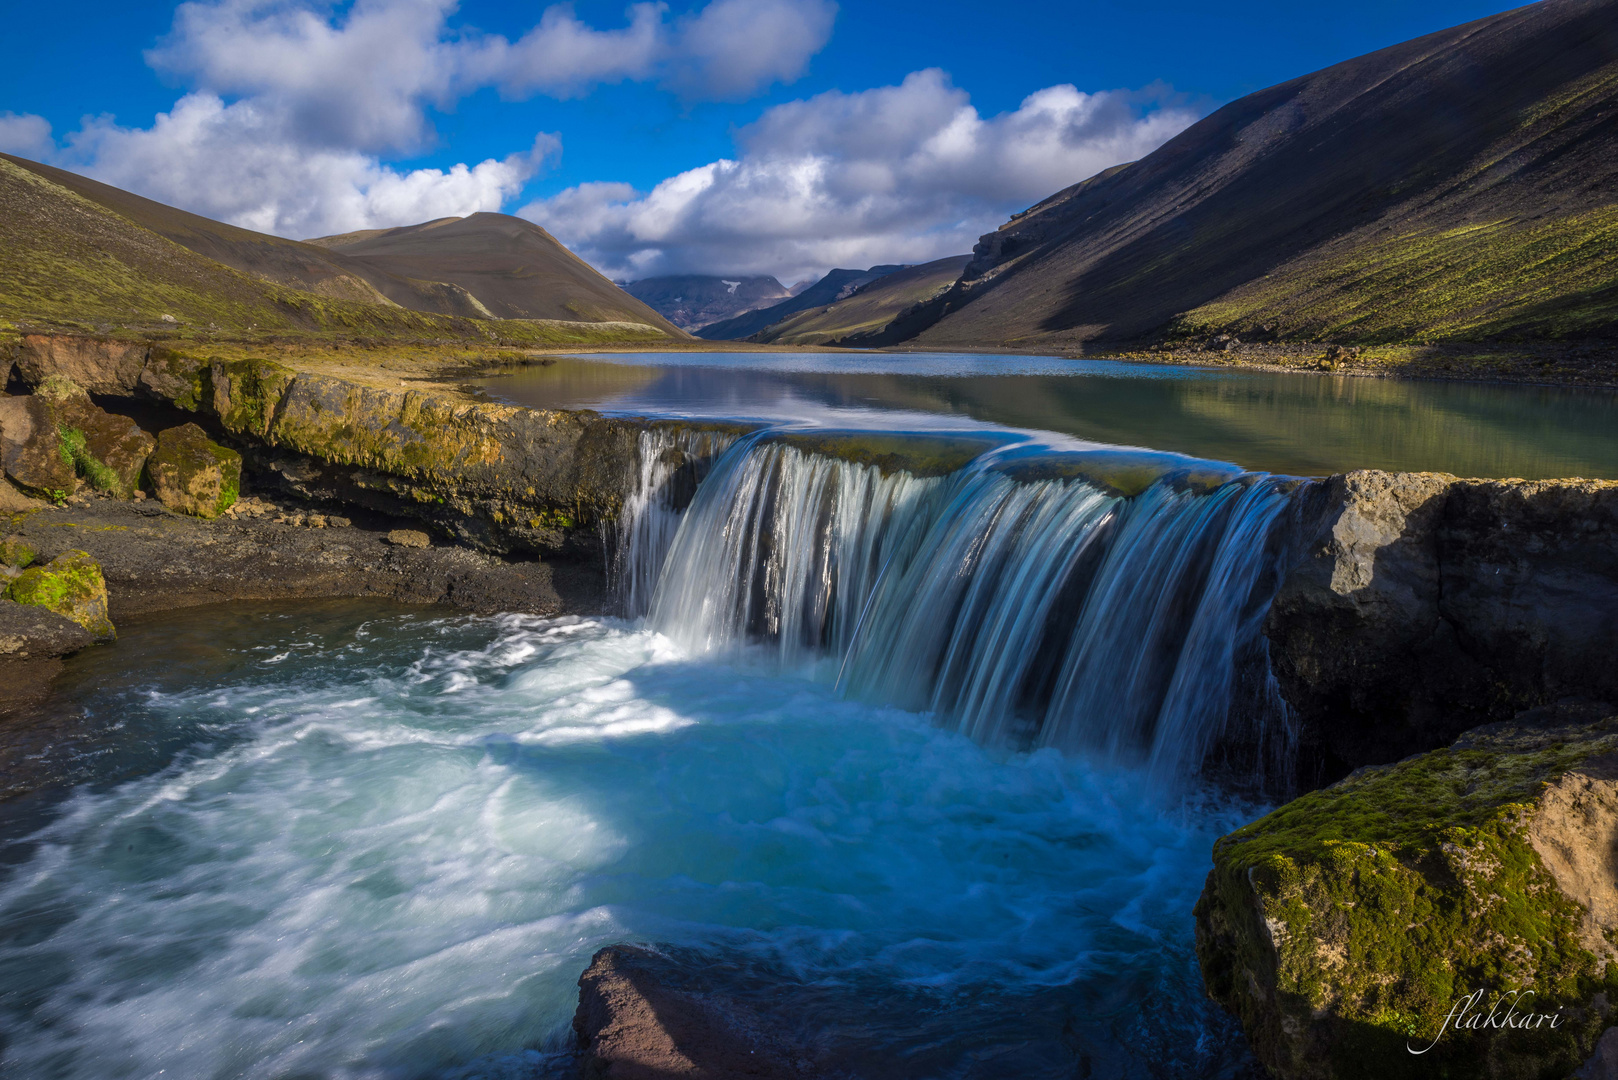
left=754, top=255, right=971, bottom=346
left=0, top=156, right=676, bottom=347
left=2, top=155, right=679, bottom=333
left=309, top=214, right=682, bottom=331
left=912, top=0, right=1618, bottom=350
left=619, top=275, right=791, bottom=331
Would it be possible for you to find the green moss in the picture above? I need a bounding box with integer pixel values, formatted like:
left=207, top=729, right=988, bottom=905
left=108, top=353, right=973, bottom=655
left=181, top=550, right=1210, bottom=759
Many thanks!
left=0, top=535, right=35, bottom=568
left=769, top=432, right=1001, bottom=477
left=1199, top=721, right=1618, bottom=1078
left=57, top=427, right=122, bottom=492
left=4, top=549, right=114, bottom=639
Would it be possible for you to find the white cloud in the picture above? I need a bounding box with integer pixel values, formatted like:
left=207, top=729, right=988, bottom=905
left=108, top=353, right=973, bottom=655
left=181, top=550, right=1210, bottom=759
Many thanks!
left=63, top=93, right=557, bottom=238
left=518, top=69, right=1199, bottom=281
left=0, top=112, right=54, bottom=159
left=28, top=0, right=837, bottom=240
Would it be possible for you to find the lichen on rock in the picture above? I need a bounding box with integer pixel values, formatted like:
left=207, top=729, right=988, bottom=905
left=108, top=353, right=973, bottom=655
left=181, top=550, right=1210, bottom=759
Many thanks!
left=146, top=423, right=241, bottom=519
left=1196, top=713, right=1618, bottom=1079
left=0, top=534, right=35, bottom=568
left=4, top=549, right=114, bottom=640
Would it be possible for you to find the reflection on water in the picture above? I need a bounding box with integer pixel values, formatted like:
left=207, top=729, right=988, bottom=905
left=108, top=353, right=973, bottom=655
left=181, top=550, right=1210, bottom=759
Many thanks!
left=481, top=351, right=1618, bottom=479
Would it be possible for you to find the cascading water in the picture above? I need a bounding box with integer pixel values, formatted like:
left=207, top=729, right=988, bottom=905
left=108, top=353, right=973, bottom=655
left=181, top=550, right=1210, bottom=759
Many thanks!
left=612, top=427, right=737, bottom=617
left=638, top=430, right=1298, bottom=784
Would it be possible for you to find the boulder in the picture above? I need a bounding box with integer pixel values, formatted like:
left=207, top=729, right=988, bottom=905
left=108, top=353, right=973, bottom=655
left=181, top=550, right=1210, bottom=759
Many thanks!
left=385, top=528, right=431, bottom=548
left=4, top=549, right=114, bottom=640
left=146, top=423, right=241, bottom=519
left=574, top=946, right=811, bottom=1079
left=0, top=598, right=95, bottom=660
left=0, top=393, right=76, bottom=496
left=0, top=535, right=36, bottom=568
left=1196, top=712, right=1618, bottom=1080
left=35, top=376, right=155, bottom=496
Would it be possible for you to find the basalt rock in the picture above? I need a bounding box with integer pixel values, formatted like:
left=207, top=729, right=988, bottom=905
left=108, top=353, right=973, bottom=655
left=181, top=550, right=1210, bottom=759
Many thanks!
left=1196, top=712, right=1618, bottom=1080
left=4, top=549, right=114, bottom=640
left=147, top=423, right=241, bottom=519
left=1266, top=470, right=1618, bottom=787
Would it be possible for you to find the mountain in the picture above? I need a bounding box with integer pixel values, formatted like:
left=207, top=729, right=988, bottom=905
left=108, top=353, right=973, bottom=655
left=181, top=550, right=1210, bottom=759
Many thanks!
left=909, top=0, right=1618, bottom=350
left=752, top=255, right=971, bottom=346
left=697, top=264, right=907, bottom=340
left=619, top=275, right=791, bottom=331
left=306, top=215, right=679, bottom=329
left=0, top=155, right=678, bottom=344
left=2, top=154, right=680, bottom=334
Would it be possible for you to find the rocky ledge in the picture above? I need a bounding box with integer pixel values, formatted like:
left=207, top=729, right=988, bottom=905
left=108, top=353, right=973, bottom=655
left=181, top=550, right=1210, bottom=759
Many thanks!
left=1196, top=706, right=1618, bottom=1080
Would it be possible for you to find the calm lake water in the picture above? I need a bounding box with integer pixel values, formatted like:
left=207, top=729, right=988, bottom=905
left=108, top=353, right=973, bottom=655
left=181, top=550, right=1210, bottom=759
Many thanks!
left=479, top=351, right=1618, bottom=479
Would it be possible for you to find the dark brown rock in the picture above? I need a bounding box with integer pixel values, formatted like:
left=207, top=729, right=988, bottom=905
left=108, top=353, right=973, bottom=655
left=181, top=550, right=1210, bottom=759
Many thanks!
left=0, top=598, right=96, bottom=717
left=574, top=946, right=815, bottom=1079
left=35, top=376, right=155, bottom=496
left=0, top=393, right=76, bottom=496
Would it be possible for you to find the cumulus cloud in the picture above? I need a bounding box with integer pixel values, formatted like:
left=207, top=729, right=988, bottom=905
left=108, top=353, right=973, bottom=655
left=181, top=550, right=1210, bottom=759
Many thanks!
left=0, top=112, right=55, bottom=159
left=28, top=0, right=835, bottom=238
left=518, top=69, right=1199, bottom=281
left=63, top=93, right=557, bottom=238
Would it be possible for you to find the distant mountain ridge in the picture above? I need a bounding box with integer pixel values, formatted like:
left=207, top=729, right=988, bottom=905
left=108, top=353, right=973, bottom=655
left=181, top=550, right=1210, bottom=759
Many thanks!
left=752, top=255, right=972, bottom=346
left=906, top=0, right=1618, bottom=349
left=697, top=265, right=907, bottom=340
left=2, top=154, right=680, bottom=334
left=620, top=275, right=791, bottom=331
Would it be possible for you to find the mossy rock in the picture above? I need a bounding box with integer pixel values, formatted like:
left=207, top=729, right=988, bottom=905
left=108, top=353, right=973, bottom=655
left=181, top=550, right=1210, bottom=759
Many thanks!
left=0, top=393, right=76, bottom=497
left=0, top=534, right=35, bottom=568
left=36, top=375, right=155, bottom=497
left=1196, top=713, right=1618, bottom=1079
left=147, top=423, right=241, bottom=519
left=4, top=549, right=114, bottom=640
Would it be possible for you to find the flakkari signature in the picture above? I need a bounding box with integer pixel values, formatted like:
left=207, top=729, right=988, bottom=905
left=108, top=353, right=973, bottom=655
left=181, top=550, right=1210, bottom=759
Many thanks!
left=1408, top=989, right=1565, bottom=1054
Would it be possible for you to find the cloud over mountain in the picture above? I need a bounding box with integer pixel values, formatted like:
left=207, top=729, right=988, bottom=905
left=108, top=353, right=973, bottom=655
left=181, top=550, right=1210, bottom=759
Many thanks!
left=16, top=0, right=837, bottom=238
left=519, top=69, right=1199, bottom=281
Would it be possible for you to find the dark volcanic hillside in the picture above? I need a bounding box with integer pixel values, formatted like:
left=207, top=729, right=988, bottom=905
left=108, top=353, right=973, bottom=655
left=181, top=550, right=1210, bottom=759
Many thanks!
left=308, top=215, right=681, bottom=330
left=698, top=265, right=905, bottom=340
left=913, top=0, right=1618, bottom=349
left=620, top=275, right=790, bottom=331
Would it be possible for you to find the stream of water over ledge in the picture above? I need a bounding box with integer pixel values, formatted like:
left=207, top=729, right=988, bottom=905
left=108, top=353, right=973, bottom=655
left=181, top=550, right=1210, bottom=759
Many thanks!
left=5, top=352, right=1612, bottom=1078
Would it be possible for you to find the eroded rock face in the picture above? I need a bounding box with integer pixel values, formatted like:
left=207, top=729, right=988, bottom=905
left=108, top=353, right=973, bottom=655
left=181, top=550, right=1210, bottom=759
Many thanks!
left=14, top=335, right=150, bottom=395
left=1267, top=470, right=1618, bottom=785
left=4, top=549, right=114, bottom=640
left=1196, top=714, right=1618, bottom=1080
left=147, top=423, right=241, bottom=518
left=35, top=376, right=155, bottom=496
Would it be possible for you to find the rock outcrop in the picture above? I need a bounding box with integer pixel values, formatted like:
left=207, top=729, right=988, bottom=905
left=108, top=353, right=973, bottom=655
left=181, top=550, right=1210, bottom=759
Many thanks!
left=1196, top=711, right=1618, bottom=1080
left=0, top=392, right=76, bottom=495
left=1, top=377, right=156, bottom=498
left=1266, top=470, right=1618, bottom=787
left=4, top=549, right=114, bottom=640
left=147, top=422, right=241, bottom=518
left=574, top=946, right=815, bottom=1079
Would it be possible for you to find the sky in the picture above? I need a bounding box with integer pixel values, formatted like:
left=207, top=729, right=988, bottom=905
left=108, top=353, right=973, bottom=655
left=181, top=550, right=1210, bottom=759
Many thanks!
left=0, top=0, right=1521, bottom=284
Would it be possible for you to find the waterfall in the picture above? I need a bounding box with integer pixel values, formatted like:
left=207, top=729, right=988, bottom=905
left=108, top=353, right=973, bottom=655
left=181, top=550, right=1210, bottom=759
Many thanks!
left=613, top=426, right=739, bottom=617
left=631, top=430, right=1297, bottom=782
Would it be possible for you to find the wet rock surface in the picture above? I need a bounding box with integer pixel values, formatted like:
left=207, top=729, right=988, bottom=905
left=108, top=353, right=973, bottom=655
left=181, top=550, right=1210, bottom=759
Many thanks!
left=1197, top=711, right=1618, bottom=1080
left=575, top=946, right=823, bottom=1079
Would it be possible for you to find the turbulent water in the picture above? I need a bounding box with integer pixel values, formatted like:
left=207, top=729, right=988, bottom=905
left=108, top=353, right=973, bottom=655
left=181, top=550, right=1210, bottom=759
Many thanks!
left=0, top=430, right=1297, bottom=1079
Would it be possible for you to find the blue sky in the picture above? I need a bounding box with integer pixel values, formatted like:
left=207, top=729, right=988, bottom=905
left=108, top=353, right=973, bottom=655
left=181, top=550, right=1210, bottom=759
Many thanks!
left=1, top=0, right=1518, bottom=281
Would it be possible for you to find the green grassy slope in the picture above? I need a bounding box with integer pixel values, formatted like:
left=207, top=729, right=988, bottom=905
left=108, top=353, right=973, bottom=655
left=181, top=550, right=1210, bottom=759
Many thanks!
left=0, top=157, right=674, bottom=347
left=754, top=255, right=970, bottom=346
left=914, top=0, right=1618, bottom=351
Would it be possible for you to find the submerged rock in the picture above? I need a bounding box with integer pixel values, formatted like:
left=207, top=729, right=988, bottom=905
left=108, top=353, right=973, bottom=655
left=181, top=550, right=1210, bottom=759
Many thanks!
left=4, top=549, right=114, bottom=640
left=147, top=423, right=241, bottom=518
left=1196, top=712, right=1618, bottom=1079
